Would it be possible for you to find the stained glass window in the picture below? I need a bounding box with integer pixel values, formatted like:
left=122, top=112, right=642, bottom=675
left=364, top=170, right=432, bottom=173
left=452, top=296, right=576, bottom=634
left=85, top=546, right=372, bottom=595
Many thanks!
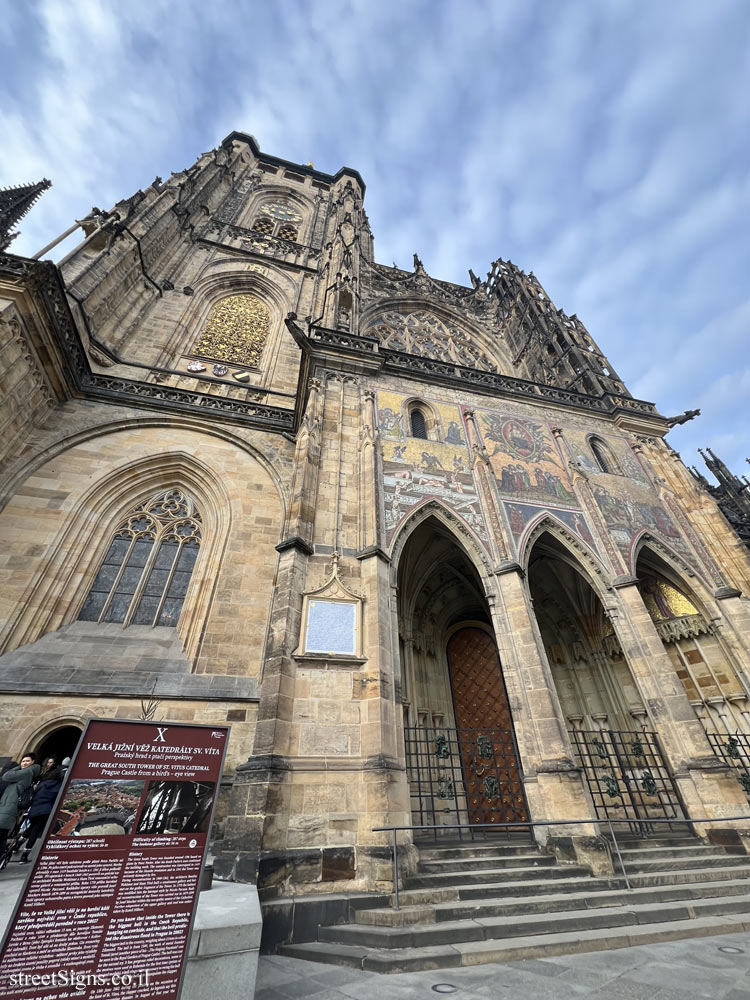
left=79, top=489, right=202, bottom=628
left=192, top=294, right=269, bottom=367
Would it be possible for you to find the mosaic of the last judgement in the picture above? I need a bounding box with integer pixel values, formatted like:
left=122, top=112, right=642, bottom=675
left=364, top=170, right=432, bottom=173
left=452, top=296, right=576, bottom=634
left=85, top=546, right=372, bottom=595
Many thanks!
left=376, top=391, right=704, bottom=577
left=376, top=390, right=488, bottom=545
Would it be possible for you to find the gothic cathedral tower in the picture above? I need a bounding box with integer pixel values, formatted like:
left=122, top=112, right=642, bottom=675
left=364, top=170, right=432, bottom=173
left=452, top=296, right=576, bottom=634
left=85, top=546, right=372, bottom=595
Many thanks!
left=1, top=134, right=750, bottom=893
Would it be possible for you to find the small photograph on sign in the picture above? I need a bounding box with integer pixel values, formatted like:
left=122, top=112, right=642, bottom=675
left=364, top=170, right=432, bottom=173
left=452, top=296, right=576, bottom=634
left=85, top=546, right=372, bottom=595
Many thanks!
left=52, top=778, right=144, bottom=837
left=136, top=779, right=215, bottom=835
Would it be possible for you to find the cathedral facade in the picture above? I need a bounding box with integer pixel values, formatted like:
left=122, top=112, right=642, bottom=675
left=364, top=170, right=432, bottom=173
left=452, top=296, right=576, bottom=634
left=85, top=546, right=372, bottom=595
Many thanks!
left=1, top=134, right=750, bottom=894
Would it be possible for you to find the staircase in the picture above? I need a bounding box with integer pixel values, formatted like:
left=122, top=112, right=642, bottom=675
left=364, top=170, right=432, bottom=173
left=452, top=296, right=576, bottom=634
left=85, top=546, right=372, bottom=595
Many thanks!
left=279, top=835, right=750, bottom=972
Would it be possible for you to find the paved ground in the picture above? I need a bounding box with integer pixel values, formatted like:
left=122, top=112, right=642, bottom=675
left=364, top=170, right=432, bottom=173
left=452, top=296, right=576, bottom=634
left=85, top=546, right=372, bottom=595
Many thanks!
left=255, top=939, right=750, bottom=1000
left=3, top=860, right=750, bottom=999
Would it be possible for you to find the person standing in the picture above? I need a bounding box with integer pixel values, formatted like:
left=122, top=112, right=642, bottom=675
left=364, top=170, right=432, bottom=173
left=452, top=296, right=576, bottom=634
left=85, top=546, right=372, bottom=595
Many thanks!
left=0, top=753, right=40, bottom=862
left=19, top=757, right=62, bottom=863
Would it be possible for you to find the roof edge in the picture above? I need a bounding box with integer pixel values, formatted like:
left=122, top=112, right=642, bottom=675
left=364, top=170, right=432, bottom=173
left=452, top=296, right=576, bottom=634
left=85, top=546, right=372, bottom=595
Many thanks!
left=221, top=131, right=366, bottom=194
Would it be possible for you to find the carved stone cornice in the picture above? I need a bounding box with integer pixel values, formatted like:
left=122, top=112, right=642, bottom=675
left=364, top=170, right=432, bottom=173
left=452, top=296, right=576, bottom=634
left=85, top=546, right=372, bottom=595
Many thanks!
left=302, top=320, right=663, bottom=423
left=0, top=253, right=295, bottom=433
left=653, top=613, right=712, bottom=643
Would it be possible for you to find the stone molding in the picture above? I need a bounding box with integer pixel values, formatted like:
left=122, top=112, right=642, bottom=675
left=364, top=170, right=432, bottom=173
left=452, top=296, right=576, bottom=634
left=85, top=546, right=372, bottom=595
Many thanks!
left=0, top=253, right=296, bottom=432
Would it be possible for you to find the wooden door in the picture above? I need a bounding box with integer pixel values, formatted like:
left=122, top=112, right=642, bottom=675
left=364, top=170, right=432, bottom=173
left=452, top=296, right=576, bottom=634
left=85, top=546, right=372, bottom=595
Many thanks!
left=447, top=627, right=527, bottom=824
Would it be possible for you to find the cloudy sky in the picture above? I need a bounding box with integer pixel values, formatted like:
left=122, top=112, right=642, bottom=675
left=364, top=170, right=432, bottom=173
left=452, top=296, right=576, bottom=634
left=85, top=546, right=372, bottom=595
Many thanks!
left=2, top=0, right=748, bottom=480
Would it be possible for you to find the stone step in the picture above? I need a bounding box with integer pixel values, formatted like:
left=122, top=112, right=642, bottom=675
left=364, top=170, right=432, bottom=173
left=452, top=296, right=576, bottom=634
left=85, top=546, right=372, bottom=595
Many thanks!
left=456, top=874, right=623, bottom=899
left=625, top=864, right=750, bottom=889
left=324, top=893, right=750, bottom=950
left=617, top=853, right=750, bottom=875
left=606, top=834, right=695, bottom=847
left=404, top=863, right=592, bottom=889
left=617, top=844, right=747, bottom=861
left=396, top=861, right=750, bottom=905
left=280, top=913, right=750, bottom=972
left=396, top=874, right=622, bottom=906
left=355, top=878, right=750, bottom=926
left=418, top=853, right=558, bottom=873
left=416, top=842, right=536, bottom=861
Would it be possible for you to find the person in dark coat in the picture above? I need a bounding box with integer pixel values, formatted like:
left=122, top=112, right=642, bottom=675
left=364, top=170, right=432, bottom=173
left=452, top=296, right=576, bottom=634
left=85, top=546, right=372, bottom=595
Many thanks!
left=0, top=761, right=20, bottom=799
left=0, top=753, right=40, bottom=858
left=20, top=757, right=62, bottom=863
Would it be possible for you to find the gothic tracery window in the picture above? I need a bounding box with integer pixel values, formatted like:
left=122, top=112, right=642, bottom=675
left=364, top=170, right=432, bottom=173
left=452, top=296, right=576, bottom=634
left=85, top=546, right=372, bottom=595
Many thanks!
left=367, top=309, right=499, bottom=372
left=192, top=294, right=269, bottom=367
left=78, top=489, right=201, bottom=628
left=251, top=199, right=302, bottom=242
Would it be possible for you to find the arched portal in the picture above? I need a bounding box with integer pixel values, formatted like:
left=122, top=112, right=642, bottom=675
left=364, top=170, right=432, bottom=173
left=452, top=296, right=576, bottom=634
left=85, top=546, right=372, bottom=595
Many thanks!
left=635, top=547, right=750, bottom=737
left=528, top=532, right=644, bottom=731
left=527, top=531, right=685, bottom=825
left=396, top=516, right=527, bottom=828
left=34, top=724, right=82, bottom=766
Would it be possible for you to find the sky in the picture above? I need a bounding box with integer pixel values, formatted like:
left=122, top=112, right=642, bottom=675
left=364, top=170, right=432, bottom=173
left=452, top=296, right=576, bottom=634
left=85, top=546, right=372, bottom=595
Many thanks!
left=2, top=0, right=748, bottom=481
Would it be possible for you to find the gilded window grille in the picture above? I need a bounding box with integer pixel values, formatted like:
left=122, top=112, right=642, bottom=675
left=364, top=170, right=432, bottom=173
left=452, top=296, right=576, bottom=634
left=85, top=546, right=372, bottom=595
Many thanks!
left=192, top=294, right=270, bottom=367
left=252, top=216, right=274, bottom=235
left=277, top=224, right=298, bottom=242
left=78, top=489, right=202, bottom=628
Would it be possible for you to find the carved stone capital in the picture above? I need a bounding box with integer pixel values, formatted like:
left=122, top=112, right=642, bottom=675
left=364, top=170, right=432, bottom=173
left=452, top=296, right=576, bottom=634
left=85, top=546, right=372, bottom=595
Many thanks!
left=714, top=586, right=742, bottom=600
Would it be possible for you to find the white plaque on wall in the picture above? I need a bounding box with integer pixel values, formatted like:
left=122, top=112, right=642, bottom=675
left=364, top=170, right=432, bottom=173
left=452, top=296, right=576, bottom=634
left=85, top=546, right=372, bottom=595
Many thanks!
left=305, top=599, right=357, bottom=655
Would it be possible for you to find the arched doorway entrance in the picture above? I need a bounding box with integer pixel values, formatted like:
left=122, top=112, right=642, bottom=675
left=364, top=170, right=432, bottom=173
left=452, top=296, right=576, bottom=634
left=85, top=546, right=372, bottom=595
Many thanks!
left=396, top=515, right=527, bottom=829
left=34, top=725, right=83, bottom=767
left=527, top=530, right=685, bottom=827
left=634, top=547, right=750, bottom=798
left=635, top=547, right=750, bottom=736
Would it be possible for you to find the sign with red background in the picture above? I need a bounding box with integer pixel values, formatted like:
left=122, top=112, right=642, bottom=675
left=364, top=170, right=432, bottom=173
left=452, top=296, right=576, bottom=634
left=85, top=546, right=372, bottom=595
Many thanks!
left=0, top=718, right=229, bottom=1000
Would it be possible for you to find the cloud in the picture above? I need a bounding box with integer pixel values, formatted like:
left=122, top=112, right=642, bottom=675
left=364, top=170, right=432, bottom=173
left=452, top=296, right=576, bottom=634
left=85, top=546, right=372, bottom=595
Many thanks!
left=1, top=0, right=748, bottom=475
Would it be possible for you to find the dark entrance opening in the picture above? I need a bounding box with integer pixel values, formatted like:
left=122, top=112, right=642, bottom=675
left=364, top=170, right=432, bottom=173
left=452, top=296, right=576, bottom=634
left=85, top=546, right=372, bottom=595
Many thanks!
left=35, top=725, right=83, bottom=767
left=396, top=516, right=527, bottom=833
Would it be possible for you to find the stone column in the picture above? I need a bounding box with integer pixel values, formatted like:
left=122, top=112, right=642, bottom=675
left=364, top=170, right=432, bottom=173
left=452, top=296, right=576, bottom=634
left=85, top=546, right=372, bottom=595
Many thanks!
left=489, top=563, right=598, bottom=840
left=609, top=579, right=748, bottom=826
left=214, top=541, right=308, bottom=883
left=711, top=590, right=750, bottom=696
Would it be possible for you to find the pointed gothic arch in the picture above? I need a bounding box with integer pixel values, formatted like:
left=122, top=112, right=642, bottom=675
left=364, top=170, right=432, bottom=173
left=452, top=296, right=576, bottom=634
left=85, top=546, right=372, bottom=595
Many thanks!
left=633, top=540, right=750, bottom=735
left=630, top=530, right=714, bottom=606
left=155, top=260, right=297, bottom=386
left=360, top=297, right=512, bottom=375
left=11, top=709, right=87, bottom=765
left=525, top=528, right=649, bottom=732
left=0, top=449, right=234, bottom=659
left=0, top=413, right=289, bottom=519
left=393, top=507, right=528, bottom=826
left=236, top=185, right=313, bottom=241
left=388, top=498, right=494, bottom=586
left=518, top=512, right=611, bottom=598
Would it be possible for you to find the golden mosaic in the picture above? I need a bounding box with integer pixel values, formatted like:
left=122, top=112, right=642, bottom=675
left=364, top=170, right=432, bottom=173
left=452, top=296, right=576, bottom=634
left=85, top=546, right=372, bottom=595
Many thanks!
left=640, top=572, right=698, bottom=621
left=193, top=294, right=269, bottom=367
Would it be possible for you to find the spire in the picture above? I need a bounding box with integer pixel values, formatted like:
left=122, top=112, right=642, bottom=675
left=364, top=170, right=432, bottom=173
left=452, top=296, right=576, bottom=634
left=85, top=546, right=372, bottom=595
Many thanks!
left=0, top=179, right=52, bottom=251
left=697, top=446, right=750, bottom=547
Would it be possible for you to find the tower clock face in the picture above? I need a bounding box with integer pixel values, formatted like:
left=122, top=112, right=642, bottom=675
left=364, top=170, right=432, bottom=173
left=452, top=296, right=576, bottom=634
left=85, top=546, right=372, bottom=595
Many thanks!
left=263, top=201, right=302, bottom=222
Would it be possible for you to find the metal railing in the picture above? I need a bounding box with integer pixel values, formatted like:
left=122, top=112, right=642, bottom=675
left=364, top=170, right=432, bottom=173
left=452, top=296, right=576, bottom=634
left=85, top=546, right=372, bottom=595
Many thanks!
left=372, top=814, right=750, bottom=909
left=570, top=729, right=685, bottom=830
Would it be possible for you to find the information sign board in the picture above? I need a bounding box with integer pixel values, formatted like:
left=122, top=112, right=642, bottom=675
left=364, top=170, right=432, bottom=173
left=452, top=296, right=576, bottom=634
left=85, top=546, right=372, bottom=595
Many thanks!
left=0, top=718, right=229, bottom=1000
